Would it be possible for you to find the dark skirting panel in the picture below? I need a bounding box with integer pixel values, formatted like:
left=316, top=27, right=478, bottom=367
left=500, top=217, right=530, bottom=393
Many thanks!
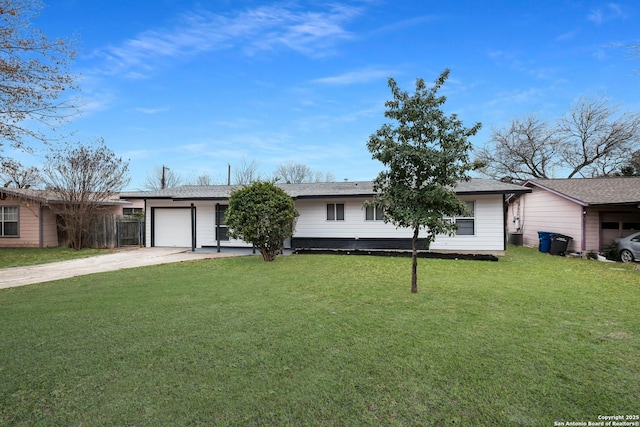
left=291, top=237, right=427, bottom=251
left=291, top=237, right=499, bottom=261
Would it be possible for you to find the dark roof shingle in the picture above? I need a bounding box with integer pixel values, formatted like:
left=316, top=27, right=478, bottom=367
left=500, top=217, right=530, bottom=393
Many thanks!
left=527, top=178, right=640, bottom=205
left=121, top=179, right=530, bottom=200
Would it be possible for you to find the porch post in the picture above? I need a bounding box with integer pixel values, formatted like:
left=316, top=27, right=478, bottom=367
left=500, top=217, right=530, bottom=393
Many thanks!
left=216, top=203, right=221, bottom=253
left=191, top=203, right=196, bottom=252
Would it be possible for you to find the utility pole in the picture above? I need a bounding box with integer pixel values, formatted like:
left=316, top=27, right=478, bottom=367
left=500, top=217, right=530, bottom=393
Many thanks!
left=161, top=165, right=169, bottom=189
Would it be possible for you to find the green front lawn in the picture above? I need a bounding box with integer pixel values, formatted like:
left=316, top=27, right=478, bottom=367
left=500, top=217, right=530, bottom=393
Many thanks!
left=0, top=247, right=110, bottom=269
left=0, top=247, right=638, bottom=426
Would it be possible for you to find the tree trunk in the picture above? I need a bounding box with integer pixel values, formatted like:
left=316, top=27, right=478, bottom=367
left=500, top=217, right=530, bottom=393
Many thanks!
left=259, top=246, right=276, bottom=261
left=411, top=226, right=419, bottom=293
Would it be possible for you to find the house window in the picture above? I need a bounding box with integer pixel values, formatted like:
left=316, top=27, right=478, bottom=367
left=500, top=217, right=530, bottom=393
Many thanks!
left=454, top=201, right=475, bottom=236
left=327, top=203, right=345, bottom=221
left=0, top=206, right=19, bottom=237
left=365, top=205, right=384, bottom=221
left=123, top=208, right=143, bottom=216
left=623, top=222, right=640, bottom=231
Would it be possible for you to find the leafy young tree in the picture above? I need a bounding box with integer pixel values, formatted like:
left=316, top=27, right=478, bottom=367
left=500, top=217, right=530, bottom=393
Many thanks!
left=43, top=139, right=130, bottom=250
left=226, top=181, right=299, bottom=261
left=0, top=159, right=41, bottom=188
left=0, top=0, right=78, bottom=155
left=367, top=69, right=481, bottom=293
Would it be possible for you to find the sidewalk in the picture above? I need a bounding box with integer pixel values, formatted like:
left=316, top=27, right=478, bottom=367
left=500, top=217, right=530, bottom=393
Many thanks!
left=0, top=247, right=251, bottom=289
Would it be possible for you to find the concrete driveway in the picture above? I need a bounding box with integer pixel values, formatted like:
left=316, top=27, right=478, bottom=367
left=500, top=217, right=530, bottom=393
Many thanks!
left=0, top=247, right=251, bottom=289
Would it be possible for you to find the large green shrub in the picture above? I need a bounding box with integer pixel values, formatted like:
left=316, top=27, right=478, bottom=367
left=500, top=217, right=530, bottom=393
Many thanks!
left=226, top=181, right=299, bottom=261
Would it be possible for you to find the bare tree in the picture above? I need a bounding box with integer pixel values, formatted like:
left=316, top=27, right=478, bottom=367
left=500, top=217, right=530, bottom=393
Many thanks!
left=558, top=96, right=640, bottom=178
left=186, top=173, right=215, bottom=186
left=273, top=161, right=313, bottom=183
left=142, top=165, right=182, bottom=190
left=0, top=0, right=78, bottom=155
left=273, top=161, right=335, bottom=183
left=476, top=116, right=560, bottom=181
left=42, top=139, right=129, bottom=250
left=477, top=97, right=640, bottom=181
left=314, top=170, right=336, bottom=183
left=232, top=157, right=261, bottom=185
left=0, top=159, right=41, bottom=188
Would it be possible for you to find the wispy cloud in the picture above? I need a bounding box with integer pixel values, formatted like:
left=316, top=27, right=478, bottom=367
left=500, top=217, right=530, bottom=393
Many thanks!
left=592, top=48, right=607, bottom=60
left=133, top=107, right=170, bottom=114
left=311, top=67, right=394, bottom=85
left=556, top=29, right=580, bottom=42
left=486, top=49, right=562, bottom=83
left=588, top=3, right=625, bottom=25
left=484, top=88, right=543, bottom=109
left=93, top=3, right=362, bottom=78
left=369, top=15, right=438, bottom=36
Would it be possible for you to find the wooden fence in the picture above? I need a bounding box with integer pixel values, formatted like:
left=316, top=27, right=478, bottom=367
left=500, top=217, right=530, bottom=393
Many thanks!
left=59, top=214, right=145, bottom=249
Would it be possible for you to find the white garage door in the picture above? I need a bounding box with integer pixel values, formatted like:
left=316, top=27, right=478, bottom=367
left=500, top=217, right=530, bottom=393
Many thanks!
left=154, top=208, right=192, bottom=247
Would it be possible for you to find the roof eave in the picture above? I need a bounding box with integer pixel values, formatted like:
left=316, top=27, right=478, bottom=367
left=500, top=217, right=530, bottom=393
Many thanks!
left=456, top=189, right=532, bottom=196
left=524, top=180, right=588, bottom=206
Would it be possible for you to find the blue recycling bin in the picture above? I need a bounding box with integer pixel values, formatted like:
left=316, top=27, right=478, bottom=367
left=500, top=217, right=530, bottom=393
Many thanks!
left=538, top=231, right=553, bottom=253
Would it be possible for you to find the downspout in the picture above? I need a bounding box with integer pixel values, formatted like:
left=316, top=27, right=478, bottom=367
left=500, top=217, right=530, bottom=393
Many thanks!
left=39, top=202, right=43, bottom=248
left=191, top=203, right=196, bottom=252
left=582, top=208, right=587, bottom=252
left=503, top=195, right=508, bottom=251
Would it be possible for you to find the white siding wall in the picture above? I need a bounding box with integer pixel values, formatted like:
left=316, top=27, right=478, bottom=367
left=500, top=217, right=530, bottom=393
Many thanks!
left=294, top=194, right=505, bottom=252
left=519, top=187, right=583, bottom=252
left=294, top=197, right=413, bottom=239
left=145, top=200, right=251, bottom=248
left=146, top=195, right=507, bottom=253
left=431, top=195, right=505, bottom=252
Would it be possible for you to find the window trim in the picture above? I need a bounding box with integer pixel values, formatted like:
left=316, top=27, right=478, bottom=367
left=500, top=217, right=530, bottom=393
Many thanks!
left=123, top=207, right=144, bottom=216
left=0, top=205, right=19, bottom=237
left=445, top=201, right=475, bottom=236
left=326, top=203, right=345, bottom=221
left=365, top=204, right=384, bottom=221
left=216, top=204, right=229, bottom=241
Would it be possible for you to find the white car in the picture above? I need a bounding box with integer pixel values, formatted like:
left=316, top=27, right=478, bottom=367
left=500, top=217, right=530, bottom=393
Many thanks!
left=615, top=231, right=640, bottom=263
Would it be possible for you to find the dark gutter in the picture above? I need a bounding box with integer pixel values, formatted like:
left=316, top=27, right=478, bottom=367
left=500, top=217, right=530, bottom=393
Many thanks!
left=292, top=193, right=375, bottom=200
left=456, top=189, right=532, bottom=196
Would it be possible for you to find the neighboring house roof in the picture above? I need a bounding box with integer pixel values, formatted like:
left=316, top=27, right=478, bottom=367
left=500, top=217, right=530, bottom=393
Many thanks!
left=524, top=178, right=640, bottom=206
left=0, top=187, right=129, bottom=206
left=1, top=187, right=48, bottom=203
left=121, top=179, right=531, bottom=200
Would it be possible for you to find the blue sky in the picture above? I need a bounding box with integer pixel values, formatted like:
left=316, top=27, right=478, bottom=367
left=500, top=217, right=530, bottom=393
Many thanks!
left=23, top=0, right=640, bottom=189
